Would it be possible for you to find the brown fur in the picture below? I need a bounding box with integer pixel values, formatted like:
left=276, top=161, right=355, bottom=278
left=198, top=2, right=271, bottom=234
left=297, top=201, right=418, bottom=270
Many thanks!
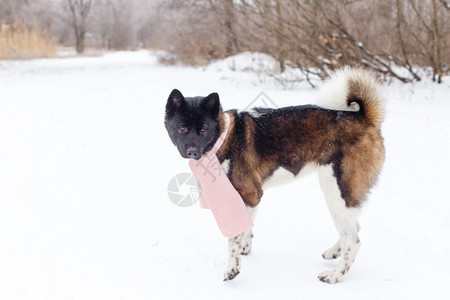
left=214, top=73, right=385, bottom=208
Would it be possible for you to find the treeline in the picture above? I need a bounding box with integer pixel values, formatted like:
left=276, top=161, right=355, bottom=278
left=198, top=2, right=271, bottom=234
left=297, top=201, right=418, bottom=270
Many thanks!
left=0, top=0, right=159, bottom=56
left=157, top=0, right=449, bottom=83
left=0, top=0, right=448, bottom=83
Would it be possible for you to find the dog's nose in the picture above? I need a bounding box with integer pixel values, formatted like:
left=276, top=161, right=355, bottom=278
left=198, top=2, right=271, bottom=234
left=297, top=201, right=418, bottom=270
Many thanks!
left=187, top=147, right=200, bottom=159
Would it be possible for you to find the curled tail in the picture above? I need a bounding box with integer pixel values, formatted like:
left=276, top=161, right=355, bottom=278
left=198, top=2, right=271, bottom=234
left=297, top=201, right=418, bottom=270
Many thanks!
left=316, top=67, right=385, bottom=128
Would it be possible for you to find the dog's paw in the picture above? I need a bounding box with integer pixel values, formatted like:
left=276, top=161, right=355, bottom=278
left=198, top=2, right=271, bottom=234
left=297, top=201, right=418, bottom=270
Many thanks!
left=322, top=248, right=341, bottom=260
left=318, top=270, right=341, bottom=284
left=223, top=267, right=240, bottom=281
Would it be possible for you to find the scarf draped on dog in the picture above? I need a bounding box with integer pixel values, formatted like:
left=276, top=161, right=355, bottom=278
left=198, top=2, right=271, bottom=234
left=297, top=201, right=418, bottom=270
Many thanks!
left=189, top=113, right=254, bottom=238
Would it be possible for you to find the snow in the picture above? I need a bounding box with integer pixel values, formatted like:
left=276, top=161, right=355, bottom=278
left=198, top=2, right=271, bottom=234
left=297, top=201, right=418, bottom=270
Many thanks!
left=208, top=51, right=280, bottom=74
left=0, top=50, right=449, bottom=299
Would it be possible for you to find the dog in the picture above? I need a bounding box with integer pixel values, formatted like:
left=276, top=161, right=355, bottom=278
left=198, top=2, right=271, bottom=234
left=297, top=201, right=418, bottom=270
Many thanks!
left=164, top=68, right=385, bottom=283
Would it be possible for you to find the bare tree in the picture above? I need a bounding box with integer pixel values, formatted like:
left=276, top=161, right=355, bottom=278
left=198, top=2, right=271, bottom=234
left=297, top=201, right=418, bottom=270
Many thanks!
left=229, top=0, right=449, bottom=83
left=106, top=0, right=135, bottom=50
left=0, top=0, right=54, bottom=29
left=67, top=0, right=92, bottom=54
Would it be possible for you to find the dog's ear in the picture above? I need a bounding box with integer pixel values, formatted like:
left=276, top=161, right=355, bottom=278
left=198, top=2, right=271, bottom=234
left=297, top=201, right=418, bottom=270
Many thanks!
left=166, top=89, right=185, bottom=117
left=200, top=92, right=221, bottom=119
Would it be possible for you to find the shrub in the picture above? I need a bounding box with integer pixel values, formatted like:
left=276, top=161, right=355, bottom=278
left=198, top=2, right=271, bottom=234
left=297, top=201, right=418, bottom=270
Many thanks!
left=0, top=16, right=57, bottom=60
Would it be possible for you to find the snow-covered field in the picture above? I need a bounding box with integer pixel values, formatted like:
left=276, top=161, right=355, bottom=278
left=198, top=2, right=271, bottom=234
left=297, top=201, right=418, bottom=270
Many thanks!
left=0, top=51, right=449, bottom=299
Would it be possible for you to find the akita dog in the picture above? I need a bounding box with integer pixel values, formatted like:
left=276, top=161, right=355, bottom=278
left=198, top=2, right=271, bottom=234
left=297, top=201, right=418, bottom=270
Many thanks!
left=164, top=68, right=385, bottom=283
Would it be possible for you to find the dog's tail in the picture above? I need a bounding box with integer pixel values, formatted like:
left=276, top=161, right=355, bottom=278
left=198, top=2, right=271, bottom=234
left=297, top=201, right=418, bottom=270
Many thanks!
left=316, top=67, right=385, bottom=128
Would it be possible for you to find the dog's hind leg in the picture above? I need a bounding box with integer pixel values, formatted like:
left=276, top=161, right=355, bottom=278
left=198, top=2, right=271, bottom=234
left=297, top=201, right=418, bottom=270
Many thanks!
left=318, top=165, right=361, bottom=284
left=322, top=222, right=360, bottom=260
left=224, top=206, right=257, bottom=280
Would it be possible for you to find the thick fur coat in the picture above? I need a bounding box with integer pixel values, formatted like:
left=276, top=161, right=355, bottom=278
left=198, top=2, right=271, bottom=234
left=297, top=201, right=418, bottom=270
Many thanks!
left=164, top=67, right=385, bottom=283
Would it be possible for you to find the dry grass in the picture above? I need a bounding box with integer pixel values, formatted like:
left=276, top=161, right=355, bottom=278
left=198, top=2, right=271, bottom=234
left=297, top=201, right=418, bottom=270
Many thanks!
left=0, top=17, right=57, bottom=60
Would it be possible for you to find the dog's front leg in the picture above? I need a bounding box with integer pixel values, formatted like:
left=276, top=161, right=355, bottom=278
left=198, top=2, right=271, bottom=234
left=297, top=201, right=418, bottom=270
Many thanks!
left=240, top=206, right=257, bottom=255
left=223, top=206, right=257, bottom=280
left=224, top=232, right=244, bottom=281
left=240, top=228, right=253, bottom=255
left=224, top=228, right=253, bottom=281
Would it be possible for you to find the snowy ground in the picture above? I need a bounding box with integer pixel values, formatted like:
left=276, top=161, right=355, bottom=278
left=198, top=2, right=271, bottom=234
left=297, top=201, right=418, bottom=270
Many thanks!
left=0, top=51, right=449, bottom=299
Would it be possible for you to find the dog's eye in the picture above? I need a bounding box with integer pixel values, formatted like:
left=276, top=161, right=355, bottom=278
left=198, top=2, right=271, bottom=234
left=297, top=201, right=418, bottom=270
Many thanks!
left=179, top=126, right=188, bottom=133
left=200, top=126, right=207, bottom=133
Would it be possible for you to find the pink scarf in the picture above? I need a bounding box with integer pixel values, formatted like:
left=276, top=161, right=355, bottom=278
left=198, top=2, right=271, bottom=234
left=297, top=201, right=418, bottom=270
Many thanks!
left=189, top=113, right=253, bottom=238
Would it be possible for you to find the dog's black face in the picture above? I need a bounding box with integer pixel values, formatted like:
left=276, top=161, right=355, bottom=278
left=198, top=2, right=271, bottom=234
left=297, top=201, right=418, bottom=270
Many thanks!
left=165, top=89, right=221, bottom=160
